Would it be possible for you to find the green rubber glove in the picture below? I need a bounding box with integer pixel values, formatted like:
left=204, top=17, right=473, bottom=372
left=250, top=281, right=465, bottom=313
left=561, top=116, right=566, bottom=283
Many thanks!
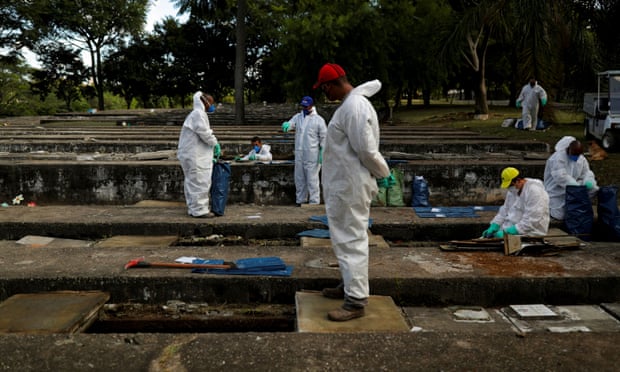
left=482, top=223, right=500, bottom=238
left=214, top=143, right=221, bottom=158
left=541, top=97, right=547, bottom=106
left=282, top=121, right=290, bottom=132
left=249, top=153, right=256, bottom=161
left=516, top=101, right=521, bottom=108
left=585, top=180, right=594, bottom=190
left=234, top=155, right=242, bottom=161
left=318, top=148, right=323, bottom=164
left=494, top=230, right=504, bottom=238
left=377, top=174, right=397, bottom=189
left=505, top=225, right=519, bottom=235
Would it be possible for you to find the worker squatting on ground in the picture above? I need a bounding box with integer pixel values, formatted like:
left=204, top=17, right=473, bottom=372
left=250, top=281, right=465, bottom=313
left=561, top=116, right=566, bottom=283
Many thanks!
left=177, top=91, right=221, bottom=218
left=314, top=63, right=395, bottom=322
left=544, top=136, right=599, bottom=220
left=282, top=96, right=327, bottom=206
left=235, top=136, right=272, bottom=162
left=482, top=167, right=550, bottom=238
left=517, top=78, right=547, bottom=130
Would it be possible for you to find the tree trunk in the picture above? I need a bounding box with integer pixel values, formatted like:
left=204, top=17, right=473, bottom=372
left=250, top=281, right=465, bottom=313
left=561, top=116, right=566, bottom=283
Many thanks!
left=234, top=0, right=247, bottom=124
left=474, top=69, right=488, bottom=114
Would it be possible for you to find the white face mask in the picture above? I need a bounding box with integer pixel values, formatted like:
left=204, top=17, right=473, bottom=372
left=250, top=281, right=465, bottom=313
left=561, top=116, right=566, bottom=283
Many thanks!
left=507, top=186, right=517, bottom=195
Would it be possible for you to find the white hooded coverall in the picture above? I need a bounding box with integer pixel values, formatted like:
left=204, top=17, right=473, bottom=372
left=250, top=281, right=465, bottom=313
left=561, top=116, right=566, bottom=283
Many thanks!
left=491, top=178, right=550, bottom=236
left=322, top=80, right=390, bottom=306
left=544, top=136, right=598, bottom=220
left=517, top=82, right=547, bottom=129
left=177, top=92, right=218, bottom=217
left=288, top=106, right=327, bottom=204
left=240, top=144, right=273, bottom=161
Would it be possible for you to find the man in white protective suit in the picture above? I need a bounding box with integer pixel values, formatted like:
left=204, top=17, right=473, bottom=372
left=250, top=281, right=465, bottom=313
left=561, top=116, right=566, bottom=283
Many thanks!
left=281, top=96, right=327, bottom=205
left=516, top=77, right=548, bottom=130
left=177, top=91, right=221, bottom=218
left=313, top=63, right=395, bottom=321
left=481, top=167, right=550, bottom=238
left=544, top=136, right=598, bottom=220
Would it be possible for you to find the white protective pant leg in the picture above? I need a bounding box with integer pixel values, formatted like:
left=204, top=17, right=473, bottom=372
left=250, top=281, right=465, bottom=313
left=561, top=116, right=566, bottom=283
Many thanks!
left=304, top=160, right=321, bottom=204
left=180, top=158, right=212, bottom=216
left=332, top=237, right=369, bottom=303
left=522, top=104, right=538, bottom=129
left=294, top=158, right=307, bottom=204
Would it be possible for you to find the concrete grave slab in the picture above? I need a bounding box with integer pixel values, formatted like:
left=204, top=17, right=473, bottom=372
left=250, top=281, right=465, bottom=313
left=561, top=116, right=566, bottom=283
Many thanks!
left=15, top=235, right=92, bottom=249
left=95, top=235, right=178, bottom=248
left=501, top=305, right=620, bottom=334
left=601, top=302, right=620, bottom=320
left=403, top=306, right=514, bottom=333
left=300, top=231, right=389, bottom=249
left=0, top=291, right=109, bottom=334
left=295, top=291, right=409, bottom=333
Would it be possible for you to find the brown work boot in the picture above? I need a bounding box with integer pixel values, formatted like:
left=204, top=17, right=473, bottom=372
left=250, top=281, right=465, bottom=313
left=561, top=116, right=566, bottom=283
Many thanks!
left=327, top=307, right=365, bottom=322
left=321, top=286, right=345, bottom=299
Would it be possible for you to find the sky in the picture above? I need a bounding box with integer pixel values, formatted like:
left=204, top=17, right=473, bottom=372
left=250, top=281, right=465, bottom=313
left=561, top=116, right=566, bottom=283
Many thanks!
left=23, top=0, right=187, bottom=67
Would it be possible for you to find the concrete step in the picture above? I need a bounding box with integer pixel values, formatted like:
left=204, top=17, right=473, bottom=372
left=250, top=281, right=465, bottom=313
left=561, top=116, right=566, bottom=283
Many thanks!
left=0, top=160, right=546, bottom=205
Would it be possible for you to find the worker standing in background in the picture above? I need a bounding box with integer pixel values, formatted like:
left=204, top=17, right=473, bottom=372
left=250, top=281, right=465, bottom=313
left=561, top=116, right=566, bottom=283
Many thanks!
left=517, top=77, right=547, bottom=130
left=177, top=92, right=221, bottom=218
left=282, top=96, right=327, bottom=206
left=314, top=63, right=394, bottom=321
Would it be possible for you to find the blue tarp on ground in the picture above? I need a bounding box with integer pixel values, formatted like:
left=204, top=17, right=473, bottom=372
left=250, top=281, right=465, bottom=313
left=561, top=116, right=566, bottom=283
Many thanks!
left=191, top=257, right=293, bottom=276
left=296, top=229, right=330, bottom=238
left=414, top=206, right=500, bottom=218
left=309, top=215, right=373, bottom=228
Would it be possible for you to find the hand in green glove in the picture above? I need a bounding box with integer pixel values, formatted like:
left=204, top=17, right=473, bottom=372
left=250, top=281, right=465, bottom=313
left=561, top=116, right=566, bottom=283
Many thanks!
left=516, top=101, right=521, bottom=108
left=505, top=225, right=519, bottom=235
left=376, top=174, right=397, bottom=189
left=282, top=121, right=290, bottom=132
left=494, top=230, right=504, bottom=238
left=482, top=223, right=500, bottom=238
left=541, top=97, right=547, bottom=106
left=234, top=155, right=242, bottom=161
left=214, top=143, right=221, bottom=158
left=249, top=154, right=257, bottom=161
left=318, top=148, right=323, bottom=164
left=585, top=180, right=594, bottom=190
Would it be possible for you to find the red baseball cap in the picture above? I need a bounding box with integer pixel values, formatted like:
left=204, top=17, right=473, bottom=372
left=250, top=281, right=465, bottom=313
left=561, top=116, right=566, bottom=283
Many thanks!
left=313, top=63, right=346, bottom=89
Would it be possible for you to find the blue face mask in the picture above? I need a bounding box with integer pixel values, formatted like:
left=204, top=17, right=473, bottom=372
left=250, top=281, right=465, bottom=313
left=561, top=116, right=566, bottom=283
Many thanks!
left=207, top=104, right=216, bottom=113
left=569, top=154, right=580, bottom=162
left=253, top=145, right=261, bottom=153
left=302, top=107, right=311, bottom=116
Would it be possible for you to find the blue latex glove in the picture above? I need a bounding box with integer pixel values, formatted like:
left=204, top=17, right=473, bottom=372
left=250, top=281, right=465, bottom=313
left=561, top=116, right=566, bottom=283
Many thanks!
left=585, top=180, right=594, bottom=190
left=282, top=121, right=290, bottom=132
left=541, top=97, right=547, bottom=106
left=505, top=225, right=519, bottom=235
left=482, top=223, right=500, bottom=238
left=494, top=230, right=504, bottom=238
left=516, top=101, right=521, bottom=108
left=318, top=148, right=323, bottom=164
left=249, top=153, right=257, bottom=161
left=214, top=143, right=221, bottom=158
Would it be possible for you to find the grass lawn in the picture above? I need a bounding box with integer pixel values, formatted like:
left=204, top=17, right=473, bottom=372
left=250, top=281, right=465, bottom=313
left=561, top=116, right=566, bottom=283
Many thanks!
left=391, top=102, right=620, bottom=187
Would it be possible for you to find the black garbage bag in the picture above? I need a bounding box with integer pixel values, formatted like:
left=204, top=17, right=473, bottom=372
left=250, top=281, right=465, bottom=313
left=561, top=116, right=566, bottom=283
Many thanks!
left=564, top=185, right=593, bottom=240
left=412, top=175, right=430, bottom=207
left=210, top=161, right=231, bottom=216
left=596, top=185, right=620, bottom=241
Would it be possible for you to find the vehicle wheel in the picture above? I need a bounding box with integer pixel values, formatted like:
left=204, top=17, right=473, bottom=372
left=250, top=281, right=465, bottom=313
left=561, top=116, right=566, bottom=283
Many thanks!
left=584, top=119, right=594, bottom=140
left=602, top=131, right=616, bottom=150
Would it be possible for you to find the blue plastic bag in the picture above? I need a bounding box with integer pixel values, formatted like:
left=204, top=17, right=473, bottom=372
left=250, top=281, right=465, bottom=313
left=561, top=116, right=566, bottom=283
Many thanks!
left=564, top=185, right=593, bottom=240
left=210, top=161, right=231, bottom=216
left=596, top=186, right=620, bottom=241
left=412, top=176, right=430, bottom=207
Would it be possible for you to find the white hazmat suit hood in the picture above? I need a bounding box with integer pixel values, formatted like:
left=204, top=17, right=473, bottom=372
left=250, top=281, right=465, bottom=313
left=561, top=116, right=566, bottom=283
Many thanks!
left=544, top=136, right=598, bottom=220
left=177, top=91, right=218, bottom=217
left=322, top=79, right=390, bottom=302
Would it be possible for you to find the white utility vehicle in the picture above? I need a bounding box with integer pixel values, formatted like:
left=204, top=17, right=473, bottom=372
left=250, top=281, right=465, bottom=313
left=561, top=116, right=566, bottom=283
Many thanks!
left=583, top=70, right=620, bottom=150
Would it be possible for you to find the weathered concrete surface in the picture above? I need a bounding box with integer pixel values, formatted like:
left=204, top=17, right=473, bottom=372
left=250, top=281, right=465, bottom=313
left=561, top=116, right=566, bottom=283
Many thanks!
left=0, top=160, right=546, bottom=205
left=1, top=332, right=619, bottom=371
